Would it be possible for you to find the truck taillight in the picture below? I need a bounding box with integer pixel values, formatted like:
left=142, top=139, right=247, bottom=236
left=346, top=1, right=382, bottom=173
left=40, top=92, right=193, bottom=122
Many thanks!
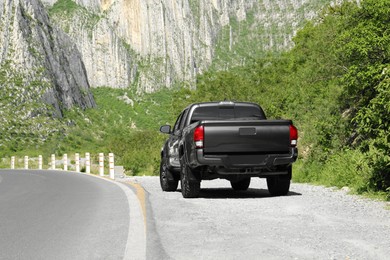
left=194, top=125, right=204, bottom=148
left=290, top=125, right=298, bottom=147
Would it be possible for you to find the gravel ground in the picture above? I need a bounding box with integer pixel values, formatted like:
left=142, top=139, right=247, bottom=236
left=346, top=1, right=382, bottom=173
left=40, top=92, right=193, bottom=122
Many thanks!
left=122, top=176, right=390, bottom=260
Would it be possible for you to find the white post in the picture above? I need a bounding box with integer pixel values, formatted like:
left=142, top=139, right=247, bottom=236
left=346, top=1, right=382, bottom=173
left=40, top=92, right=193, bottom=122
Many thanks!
left=99, top=153, right=104, bottom=176
left=85, top=152, right=90, bottom=174
left=51, top=154, right=55, bottom=170
left=63, top=154, right=68, bottom=171
left=24, top=156, right=29, bottom=169
left=11, top=156, right=15, bottom=169
left=38, top=155, right=42, bottom=170
left=75, top=153, right=80, bottom=172
left=109, top=153, right=115, bottom=180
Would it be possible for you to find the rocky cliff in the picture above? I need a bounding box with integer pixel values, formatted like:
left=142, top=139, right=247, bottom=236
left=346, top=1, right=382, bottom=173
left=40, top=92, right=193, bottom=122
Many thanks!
left=0, top=0, right=96, bottom=147
left=0, top=0, right=333, bottom=115
left=0, top=0, right=95, bottom=116
left=43, top=0, right=333, bottom=93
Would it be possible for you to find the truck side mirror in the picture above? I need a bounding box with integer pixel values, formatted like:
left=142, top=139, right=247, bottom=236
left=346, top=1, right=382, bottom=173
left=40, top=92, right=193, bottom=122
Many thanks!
left=160, top=125, right=171, bottom=134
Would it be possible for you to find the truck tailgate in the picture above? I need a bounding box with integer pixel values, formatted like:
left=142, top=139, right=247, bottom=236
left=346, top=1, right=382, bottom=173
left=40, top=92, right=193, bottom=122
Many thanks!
left=202, top=120, right=291, bottom=154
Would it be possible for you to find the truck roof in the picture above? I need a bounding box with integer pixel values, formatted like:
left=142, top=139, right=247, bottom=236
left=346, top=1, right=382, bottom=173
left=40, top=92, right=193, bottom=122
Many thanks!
left=185, top=101, right=262, bottom=110
left=185, top=101, right=266, bottom=124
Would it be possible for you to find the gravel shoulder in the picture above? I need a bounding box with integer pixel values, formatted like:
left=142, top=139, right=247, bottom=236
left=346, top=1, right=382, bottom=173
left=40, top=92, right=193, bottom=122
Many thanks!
left=122, top=176, right=390, bottom=260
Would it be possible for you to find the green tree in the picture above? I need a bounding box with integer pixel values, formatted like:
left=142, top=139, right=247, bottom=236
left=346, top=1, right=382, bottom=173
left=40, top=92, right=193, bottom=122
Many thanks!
left=335, top=0, right=390, bottom=194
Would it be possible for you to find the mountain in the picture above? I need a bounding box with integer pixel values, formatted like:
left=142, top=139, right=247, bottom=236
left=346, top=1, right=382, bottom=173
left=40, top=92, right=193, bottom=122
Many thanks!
left=0, top=0, right=95, bottom=117
left=43, top=0, right=333, bottom=92
left=0, top=0, right=95, bottom=149
left=0, top=0, right=333, bottom=150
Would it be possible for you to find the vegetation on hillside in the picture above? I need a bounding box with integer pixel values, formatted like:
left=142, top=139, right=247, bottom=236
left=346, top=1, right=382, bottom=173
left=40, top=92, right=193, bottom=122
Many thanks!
left=185, top=0, right=390, bottom=198
left=211, top=0, right=334, bottom=70
left=0, top=0, right=388, bottom=200
left=0, top=60, right=61, bottom=155
left=0, top=87, right=176, bottom=175
left=48, top=0, right=102, bottom=34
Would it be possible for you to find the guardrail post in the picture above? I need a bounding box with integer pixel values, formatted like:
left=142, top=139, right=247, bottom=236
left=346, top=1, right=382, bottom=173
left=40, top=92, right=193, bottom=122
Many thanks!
left=24, top=156, right=29, bottom=169
left=11, top=156, right=15, bottom=169
left=75, top=153, right=80, bottom=172
left=51, top=154, right=55, bottom=170
left=86, top=152, right=90, bottom=174
left=63, top=154, right=68, bottom=171
left=109, top=153, right=114, bottom=179
left=99, top=153, right=104, bottom=176
left=38, top=155, right=42, bottom=170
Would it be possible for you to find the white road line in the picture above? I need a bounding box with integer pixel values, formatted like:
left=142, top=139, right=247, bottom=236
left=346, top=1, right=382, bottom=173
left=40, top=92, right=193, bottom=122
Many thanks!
left=69, top=172, right=146, bottom=260
left=116, top=181, right=147, bottom=260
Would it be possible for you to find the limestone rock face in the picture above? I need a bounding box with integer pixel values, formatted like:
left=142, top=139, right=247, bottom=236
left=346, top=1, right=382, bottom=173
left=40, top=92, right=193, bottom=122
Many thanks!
left=0, top=0, right=95, bottom=117
left=42, top=0, right=331, bottom=93
left=43, top=0, right=258, bottom=92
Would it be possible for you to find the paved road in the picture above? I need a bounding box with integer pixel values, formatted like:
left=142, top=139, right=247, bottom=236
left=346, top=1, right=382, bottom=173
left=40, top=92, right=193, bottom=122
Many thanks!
left=0, top=170, right=145, bottom=260
left=124, top=176, right=390, bottom=260
left=2, top=170, right=389, bottom=259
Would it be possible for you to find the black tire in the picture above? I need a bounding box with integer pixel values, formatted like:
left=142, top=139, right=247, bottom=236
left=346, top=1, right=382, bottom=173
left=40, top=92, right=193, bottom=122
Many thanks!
left=180, top=163, right=200, bottom=198
left=230, top=177, right=251, bottom=191
left=159, top=159, right=178, bottom=192
left=266, top=167, right=292, bottom=196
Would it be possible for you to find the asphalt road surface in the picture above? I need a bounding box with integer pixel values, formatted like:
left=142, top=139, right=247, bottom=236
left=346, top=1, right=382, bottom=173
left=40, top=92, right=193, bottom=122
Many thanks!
left=124, top=176, right=390, bottom=260
left=2, top=170, right=389, bottom=260
left=0, top=170, right=145, bottom=260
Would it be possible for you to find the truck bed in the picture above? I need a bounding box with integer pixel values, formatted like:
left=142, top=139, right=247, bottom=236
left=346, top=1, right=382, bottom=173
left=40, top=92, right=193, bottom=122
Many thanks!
left=202, top=119, right=292, bottom=154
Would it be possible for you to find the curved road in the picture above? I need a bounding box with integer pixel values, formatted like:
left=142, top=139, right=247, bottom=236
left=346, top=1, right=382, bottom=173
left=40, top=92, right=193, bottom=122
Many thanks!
left=2, top=170, right=389, bottom=259
left=0, top=170, right=145, bottom=260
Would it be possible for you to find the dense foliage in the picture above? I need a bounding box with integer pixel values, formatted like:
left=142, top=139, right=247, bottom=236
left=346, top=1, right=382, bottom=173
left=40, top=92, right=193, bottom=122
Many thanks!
left=336, top=0, right=390, bottom=193
left=171, top=0, right=390, bottom=198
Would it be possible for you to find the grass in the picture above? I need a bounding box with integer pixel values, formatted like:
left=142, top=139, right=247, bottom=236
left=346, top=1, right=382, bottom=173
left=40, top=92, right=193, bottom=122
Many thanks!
left=0, top=87, right=175, bottom=176
left=293, top=150, right=390, bottom=202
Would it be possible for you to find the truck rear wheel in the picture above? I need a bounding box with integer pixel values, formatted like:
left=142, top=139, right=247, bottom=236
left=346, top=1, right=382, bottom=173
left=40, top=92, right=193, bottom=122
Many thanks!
left=180, top=164, right=201, bottom=198
left=266, top=167, right=291, bottom=196
left=230, top=177, right=251, bottom=191
left=159, top=159, right=178, bottom=192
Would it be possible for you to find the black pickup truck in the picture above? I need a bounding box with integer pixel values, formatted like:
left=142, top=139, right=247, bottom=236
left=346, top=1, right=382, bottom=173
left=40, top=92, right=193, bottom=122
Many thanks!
left=159, top=101, right=298, bottom=198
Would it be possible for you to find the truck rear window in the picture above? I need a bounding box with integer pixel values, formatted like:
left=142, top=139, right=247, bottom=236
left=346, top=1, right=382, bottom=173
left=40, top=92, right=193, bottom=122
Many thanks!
left=191, top=105, right=265, bottom=123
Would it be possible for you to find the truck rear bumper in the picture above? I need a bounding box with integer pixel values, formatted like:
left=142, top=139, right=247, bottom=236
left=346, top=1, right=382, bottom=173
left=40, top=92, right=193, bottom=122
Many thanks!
left=195, top=148, right=298, bottom=169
